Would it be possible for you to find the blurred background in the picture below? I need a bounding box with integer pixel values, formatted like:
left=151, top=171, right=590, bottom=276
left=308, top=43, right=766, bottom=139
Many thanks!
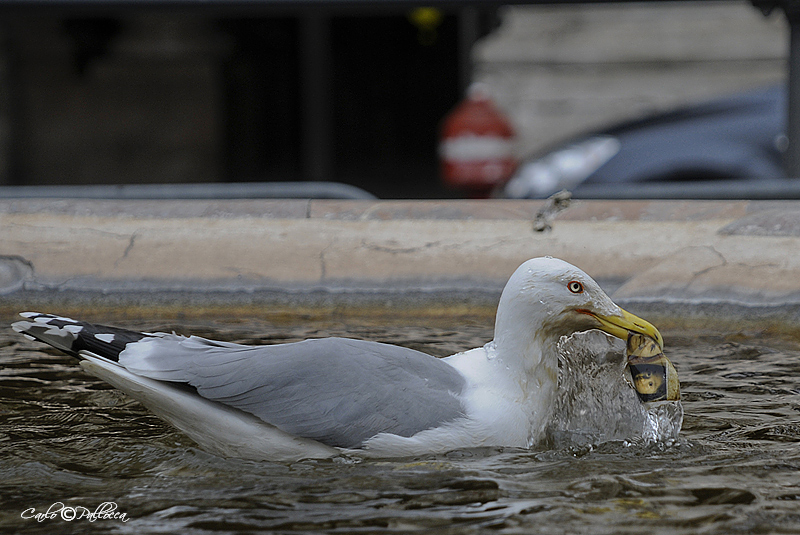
left=0, top=0, right=789, bottom=199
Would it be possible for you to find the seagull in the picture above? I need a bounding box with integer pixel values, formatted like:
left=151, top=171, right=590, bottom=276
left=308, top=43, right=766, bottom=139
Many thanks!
left=11, top=256, right=662, bottom=462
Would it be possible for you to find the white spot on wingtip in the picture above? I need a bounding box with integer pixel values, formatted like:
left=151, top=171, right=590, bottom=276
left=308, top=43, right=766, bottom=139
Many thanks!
left=51, top=315, right=79, bottom=324
left=43, top=327, right=67, bottom=337
left=11, top=321, right=33, bottom=333
left=94, top=333, right=116, bottom=343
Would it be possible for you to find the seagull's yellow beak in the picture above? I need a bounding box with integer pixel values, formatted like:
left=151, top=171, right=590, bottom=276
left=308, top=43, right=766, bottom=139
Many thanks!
left=578, top=308, right=663, bottom=349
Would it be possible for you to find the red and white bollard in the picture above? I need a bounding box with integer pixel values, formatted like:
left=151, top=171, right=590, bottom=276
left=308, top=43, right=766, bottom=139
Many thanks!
left=439, top=84, right=517, bottom=198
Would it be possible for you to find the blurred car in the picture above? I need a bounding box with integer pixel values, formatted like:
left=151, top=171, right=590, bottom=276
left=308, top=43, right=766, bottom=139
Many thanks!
left=503, top=85, right=788, bottom=199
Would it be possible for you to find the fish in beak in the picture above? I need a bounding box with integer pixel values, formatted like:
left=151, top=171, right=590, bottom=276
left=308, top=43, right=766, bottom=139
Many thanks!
left=625, top=333, right=680, bottom=402
left=577, top=307, right=679, bottom=402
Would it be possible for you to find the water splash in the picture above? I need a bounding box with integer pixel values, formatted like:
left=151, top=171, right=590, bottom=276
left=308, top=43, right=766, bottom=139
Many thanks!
left=483, top=341, right=498, bottom=360
left=543, top=330, right=683, bottom=449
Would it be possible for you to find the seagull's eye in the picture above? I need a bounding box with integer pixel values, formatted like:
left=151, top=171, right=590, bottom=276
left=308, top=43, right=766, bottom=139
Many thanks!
left=567, top=281, right=584, bottom=294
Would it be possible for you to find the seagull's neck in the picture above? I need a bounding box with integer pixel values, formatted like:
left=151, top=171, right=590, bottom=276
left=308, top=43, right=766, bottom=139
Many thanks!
left=491, top=301, right=560, bottom=434
left=493, top=313, right=558, bottom=383
left=492, top=290, right=559, bottom=376
left=486, top=304, right=558, bottom=447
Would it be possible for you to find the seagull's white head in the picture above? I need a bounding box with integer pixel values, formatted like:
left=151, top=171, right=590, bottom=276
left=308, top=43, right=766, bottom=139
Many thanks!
left=494, top=257, right=662, bottom=357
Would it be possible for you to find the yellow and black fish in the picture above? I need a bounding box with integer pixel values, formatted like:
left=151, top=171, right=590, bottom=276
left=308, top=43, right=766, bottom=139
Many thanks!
left=626, top=333, right=680, bottom=402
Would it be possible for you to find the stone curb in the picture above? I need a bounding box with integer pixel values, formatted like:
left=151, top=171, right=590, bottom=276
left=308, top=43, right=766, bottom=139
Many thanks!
left=2, top=198, right=800, bottom=331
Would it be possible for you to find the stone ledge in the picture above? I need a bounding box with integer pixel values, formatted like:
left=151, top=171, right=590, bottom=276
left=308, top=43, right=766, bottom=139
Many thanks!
left=2, top=199, right=800, bottom=333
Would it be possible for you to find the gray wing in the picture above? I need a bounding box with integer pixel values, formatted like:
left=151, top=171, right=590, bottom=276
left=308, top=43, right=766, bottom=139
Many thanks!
left=119, top=336, right=467, bottom=448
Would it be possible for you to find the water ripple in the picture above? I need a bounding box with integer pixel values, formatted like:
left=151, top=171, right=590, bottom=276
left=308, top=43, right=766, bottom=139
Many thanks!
left=2, top=318, right=800, bottom=534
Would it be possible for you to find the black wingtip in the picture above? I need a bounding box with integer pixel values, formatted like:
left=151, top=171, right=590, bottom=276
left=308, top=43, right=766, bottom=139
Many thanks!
left=12, top=312, right=150, bottom=362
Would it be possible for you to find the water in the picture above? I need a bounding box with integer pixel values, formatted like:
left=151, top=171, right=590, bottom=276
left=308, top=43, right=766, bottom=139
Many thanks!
left=2, top=316, right=800, bottom=534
